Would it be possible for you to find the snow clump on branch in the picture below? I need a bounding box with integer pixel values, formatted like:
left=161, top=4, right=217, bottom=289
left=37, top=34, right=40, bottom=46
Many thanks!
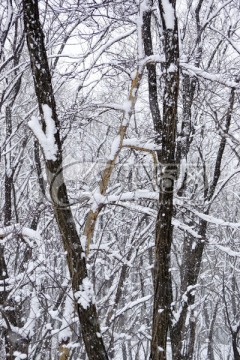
left=28, top=104, right=57, bottom=161
left=75, top=277, right=95, bottom=309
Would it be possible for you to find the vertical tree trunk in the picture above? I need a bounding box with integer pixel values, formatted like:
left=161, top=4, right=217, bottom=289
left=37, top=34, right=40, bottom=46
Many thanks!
left=2, top=27, right=27, bottom=355
left=171, top=85, right=236, bottom=359
left=150, top=1, right=179, bottom=359
left=232, top=334, right=240, bottom=360
left=23, top=1, right=108, bottom=359
left=206, top=303, right=218, bottom=360
left=142, top=0, right=162, bottom=150
left=3, top=106, right=14, bottom=360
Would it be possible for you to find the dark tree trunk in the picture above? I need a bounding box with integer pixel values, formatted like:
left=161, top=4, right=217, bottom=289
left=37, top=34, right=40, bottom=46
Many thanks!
left=171, top=85, right=236, bottom=358
left=3, top=107, right=14, bottom=360
left=23, top=1, right=108, bottom=359
left=147, top=1, right=180, bottom=359
left=232, top=334, right=240, bottom=360
left=142, top=1, right=162, bottom=150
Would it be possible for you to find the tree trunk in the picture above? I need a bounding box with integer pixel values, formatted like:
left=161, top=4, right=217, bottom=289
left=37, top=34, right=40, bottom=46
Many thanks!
left=232, top=334, right=240, bottom=360
left=150, top=1, right=179, bottom=359
left=23, top=1, right=108, bottom=359
left=142, top=0, right=162, bottom=150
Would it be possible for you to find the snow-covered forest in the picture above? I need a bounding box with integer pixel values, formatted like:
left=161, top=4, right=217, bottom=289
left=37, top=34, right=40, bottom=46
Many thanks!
left=1, top=0, right=240, bottom=359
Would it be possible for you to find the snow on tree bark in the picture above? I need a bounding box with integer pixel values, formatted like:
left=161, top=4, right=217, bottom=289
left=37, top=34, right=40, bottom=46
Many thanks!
left=147, top=1, right=180, bottom=359
left=22, top=1, right=108, bottom=359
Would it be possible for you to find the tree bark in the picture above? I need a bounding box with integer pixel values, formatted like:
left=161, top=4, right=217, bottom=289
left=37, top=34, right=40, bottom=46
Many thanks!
left=142, top=1, right=162, bottom=150
left=149, top=1, right=179, bottom=359
left=232, top=334, right=240, bottom=360
left=23, top=1, right=108, bottom=359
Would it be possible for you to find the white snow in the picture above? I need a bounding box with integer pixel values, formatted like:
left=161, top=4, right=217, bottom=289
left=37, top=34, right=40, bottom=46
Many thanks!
left=13, top=352, right=27, bottom=360
left=108, top=135, right=121, bottom=160
left=181, top=62, right=238, bottom=88
left=172, top=219, right=202, bottom=239
left=122, top=100, right=132, bottom=114
left=49, top=310, right=59, bottom=319
left=21, top=290, right=40, bottom=337
left=168, top=63, right=178, bottom=73
left=123, top=138, right=161, bottom=151
left=114, top=295, right=152, bottom=319
left=45, top=323, right=52, bottom=330
left=28, top=104, right=57, bottom=160
left=91, top=188, right=105, bottom=211
left=98, top=102, right=131, bottom=112
left=80, top=235, right=87, bottom=250
left=191, top=209, right=240, bottom=228
left=140, top=54, right=166, bottom=67
left=75, top=277, right=95, bottom=309
left=0, top=225, right=41, bottom=247
left=106, top=189, right=158, bottom=202
left=216, top=245, right=240, bottom=257
left=58, top=293, right=73, bottom=342
left=161, top=0, right=175, bottom=29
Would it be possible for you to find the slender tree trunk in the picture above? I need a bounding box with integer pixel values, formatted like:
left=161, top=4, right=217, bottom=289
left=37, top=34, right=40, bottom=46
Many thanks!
left=142, top=0, right=162, bottom=150
left=232, top=334, right=240, bottom=360
left=2, top=32, right=28, bottom=356
left=171, top=85, right=236, bottom=358
left=3, top=106, right=14, bottom=360
left=150, top=1, right=179, bottom=359
left=206, top=303, right=218, bottom=360
left=23, top=1, right=108, bottom=359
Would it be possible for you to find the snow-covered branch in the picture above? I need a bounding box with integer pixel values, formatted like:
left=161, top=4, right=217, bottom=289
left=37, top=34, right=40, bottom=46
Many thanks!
left=28, top=104, right=57, bottom=160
